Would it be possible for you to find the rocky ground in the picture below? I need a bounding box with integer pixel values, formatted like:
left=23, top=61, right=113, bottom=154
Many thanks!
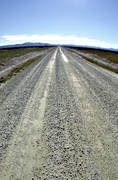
left=0, top=47, right=118, bottom=180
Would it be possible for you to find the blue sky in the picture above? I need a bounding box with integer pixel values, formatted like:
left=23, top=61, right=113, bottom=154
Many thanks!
left=0, top=0, right=118, bottom=48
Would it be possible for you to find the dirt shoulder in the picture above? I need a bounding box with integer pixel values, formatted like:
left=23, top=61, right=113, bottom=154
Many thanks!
left=0, top=47, right=52, bottom=78
left=67, top=47, right=118, bottom=73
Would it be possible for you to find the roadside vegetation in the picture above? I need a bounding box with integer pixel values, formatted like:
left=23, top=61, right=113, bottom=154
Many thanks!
left=79, top=48, right=118, bottom=63
left=0, top=47, right=49, bottom=65
left=0, top=54, right=43, bottom=84
left=67, top=47, right=118, bottom=73
left=79, top=54, right=118, bottom=73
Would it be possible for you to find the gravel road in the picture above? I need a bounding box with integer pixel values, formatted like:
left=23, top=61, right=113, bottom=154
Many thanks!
left=0, top=47, right=118, bottom=180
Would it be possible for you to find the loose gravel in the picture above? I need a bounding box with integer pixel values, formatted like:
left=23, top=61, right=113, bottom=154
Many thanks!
left=0, top=47, right=118, bottom=180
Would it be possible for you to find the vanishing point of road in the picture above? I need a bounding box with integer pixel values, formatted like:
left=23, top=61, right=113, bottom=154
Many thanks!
left=0, top=47, right=118, bottom=180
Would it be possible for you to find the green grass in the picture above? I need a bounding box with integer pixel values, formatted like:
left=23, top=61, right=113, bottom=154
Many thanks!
left=0, top=55, right=43, bottom=84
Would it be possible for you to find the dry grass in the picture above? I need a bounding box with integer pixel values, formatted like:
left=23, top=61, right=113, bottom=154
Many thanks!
left=0, top=47, right=49, bottom=65
left=67, top=47, right=118, bottom=73
left=80, top=54, right=118, bottom=73
left=71, top=47, right=118, bottom=63
left=0, top=55, right=42, bottom=84
left=80, top=49, right=118, bottom=63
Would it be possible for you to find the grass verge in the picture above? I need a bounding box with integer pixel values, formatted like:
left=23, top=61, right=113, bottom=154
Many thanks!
left=0, top=47, right=50, bottom=65
left=67, top=47, right=118, bottom=63
left=80, top=54, right=118, bottom=73
left=0, top=55, right=43, bottom=84
left=79, top=49, right=118, bottom=63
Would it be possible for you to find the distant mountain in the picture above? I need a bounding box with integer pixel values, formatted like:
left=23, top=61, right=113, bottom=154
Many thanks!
left=0, top=42, right=55, bottom=49
left=63, top=44, right=118, bottom=52
left=0, top=42, right=118, bottom=52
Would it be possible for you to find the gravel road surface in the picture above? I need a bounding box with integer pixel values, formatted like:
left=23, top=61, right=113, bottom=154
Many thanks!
left=0, top=47, right=118, bottom=180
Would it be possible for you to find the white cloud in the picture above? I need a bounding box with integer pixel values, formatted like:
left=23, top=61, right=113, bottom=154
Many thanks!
left=1, top=34, right=118, bottom=49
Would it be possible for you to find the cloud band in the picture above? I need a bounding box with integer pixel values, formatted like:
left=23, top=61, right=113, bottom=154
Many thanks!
left=1, top=34, right=118, bottom=49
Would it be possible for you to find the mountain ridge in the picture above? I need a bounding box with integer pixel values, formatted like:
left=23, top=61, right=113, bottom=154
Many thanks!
left=0, top=42, right=118, bottom=52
